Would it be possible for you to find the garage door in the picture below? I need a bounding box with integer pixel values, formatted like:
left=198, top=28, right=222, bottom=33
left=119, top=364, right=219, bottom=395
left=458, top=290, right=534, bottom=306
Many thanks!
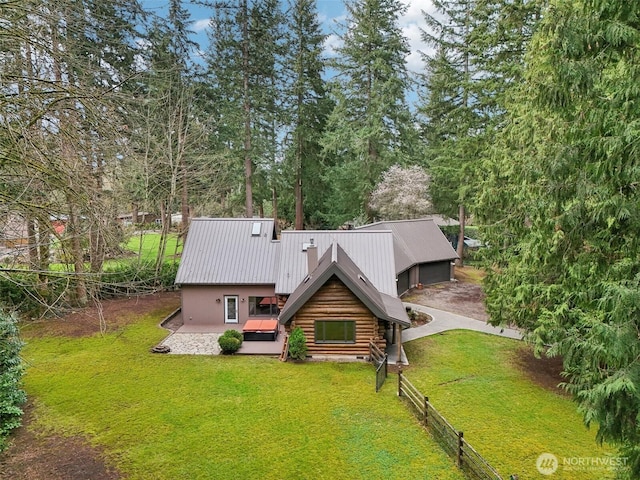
left=419, top=262, right=451, bottom=285
left=397, top=270, right=410, bottom=295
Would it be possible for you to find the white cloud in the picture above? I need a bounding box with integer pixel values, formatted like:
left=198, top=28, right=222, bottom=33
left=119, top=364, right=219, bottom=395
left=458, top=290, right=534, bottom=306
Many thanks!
left=320, top=1, right=436, bottom=72
left=399, top=0, right=435, bottom=73
left=403, top=23, right=429, bottom=73
left=324, top=33, right=343, bottom=57
left=401, top=0, right=437, bottom=23
left=192, top=18, right=211, bottom=32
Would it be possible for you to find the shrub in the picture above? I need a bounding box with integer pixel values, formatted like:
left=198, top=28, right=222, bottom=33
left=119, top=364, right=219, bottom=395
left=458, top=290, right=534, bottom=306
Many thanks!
left=0, top=273, right=65, bottom=317
left=223, top=329, right=243, bottom=342
left=0, top=311, right=26, bottom=452
left=99, top=260, right=179, bottom=298
left=288, top=327, right=307, bottom=361
left=218, top=331, right=242, bottom=354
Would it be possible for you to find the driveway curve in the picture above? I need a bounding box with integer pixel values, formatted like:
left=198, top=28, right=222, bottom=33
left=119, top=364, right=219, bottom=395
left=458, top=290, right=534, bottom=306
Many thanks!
left=402, top=302, right=523, bottom=342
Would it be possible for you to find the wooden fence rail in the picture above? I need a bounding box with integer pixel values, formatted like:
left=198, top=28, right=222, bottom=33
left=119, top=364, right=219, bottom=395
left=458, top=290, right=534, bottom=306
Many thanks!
left=398, top=369, right=503, bottom=480
left=369, top=342, right=388, bottom=392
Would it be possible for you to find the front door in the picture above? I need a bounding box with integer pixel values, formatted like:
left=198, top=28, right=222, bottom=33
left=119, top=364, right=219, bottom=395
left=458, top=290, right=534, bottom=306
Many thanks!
left=224, top=295, right=239, bottom=323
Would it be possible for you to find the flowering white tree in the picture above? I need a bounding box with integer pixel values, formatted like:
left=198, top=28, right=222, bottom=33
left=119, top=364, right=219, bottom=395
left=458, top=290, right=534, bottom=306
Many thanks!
left=368, top=165, right=433, bottom=220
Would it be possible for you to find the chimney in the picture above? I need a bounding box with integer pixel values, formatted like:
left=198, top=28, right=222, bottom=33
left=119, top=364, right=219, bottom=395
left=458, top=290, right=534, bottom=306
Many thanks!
left=306, top=239, right=318, bottom=274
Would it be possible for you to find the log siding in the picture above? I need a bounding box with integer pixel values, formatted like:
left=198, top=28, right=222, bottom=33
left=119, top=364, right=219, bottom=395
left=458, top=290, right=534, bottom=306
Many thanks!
left=285, top=277, right=387, bottom=356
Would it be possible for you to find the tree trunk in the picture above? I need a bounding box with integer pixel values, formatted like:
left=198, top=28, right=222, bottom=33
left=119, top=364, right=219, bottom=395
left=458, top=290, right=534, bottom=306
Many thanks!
left=156, top=200, right=171, bottom=277
left=455, top=204, right=465, bottom=267
left=26, top=216, right=38, bottom=271
left=295, top=134, right=303, bottom=229
left=272, top=186, right=279, bottom=236
left=242, top=0, right=253, bottom=218
left=38, top=217, right=50, bottom=284
left=68, top=202, right=88, bottom=306
left=132, top=203, right=139, bottom=224
left=181, top=165, right=189, bottom=234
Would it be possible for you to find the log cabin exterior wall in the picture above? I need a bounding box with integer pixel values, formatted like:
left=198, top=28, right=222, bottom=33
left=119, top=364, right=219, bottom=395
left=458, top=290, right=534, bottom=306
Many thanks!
left=284, top=277, right=387, bottom=356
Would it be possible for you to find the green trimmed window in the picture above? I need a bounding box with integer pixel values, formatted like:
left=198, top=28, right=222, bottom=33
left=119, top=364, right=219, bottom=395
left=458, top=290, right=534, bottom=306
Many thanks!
left=314, top=320, right=356, bottom=344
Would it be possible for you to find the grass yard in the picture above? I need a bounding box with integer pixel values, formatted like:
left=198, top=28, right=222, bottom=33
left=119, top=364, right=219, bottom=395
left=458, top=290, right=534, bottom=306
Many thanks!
left=124, top=232, right=182, bottom=261
left=403, top=331, right=618, bottom=479
left=454, top=265, right=485, bottom=284
left=20, top=309, right=463, bottom=480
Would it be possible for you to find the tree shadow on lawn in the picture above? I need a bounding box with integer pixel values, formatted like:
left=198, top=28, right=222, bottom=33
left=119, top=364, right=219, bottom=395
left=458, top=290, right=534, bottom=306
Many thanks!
left=512, top=344, right=569, bottom=396
left=0, top=402, right=122, bottom=480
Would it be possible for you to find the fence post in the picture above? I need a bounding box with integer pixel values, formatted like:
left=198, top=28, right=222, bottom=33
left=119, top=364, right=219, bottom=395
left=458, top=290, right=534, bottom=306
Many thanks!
left=384, top=353, right=388, bottom=378
left=398, top=367, right=403, bottom=396
left=457, top=431, right=464, bottom=468
left=424, top=396, right=429, bottom=427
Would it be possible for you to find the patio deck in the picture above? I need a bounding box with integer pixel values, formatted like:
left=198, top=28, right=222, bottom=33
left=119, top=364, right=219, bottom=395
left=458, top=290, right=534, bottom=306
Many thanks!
left=160, top=310, right=400, bottom=359
left=160, top=311, right=284, bottom=355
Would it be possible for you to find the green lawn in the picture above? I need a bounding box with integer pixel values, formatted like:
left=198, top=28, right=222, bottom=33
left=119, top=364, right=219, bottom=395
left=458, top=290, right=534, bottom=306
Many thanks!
left=124, top=232, right=182, bottom=261
left=21, top=310, right=463, bottom=480
left=403, top=331, right=618, bottom=479
left=453, top=265, right=485, bottom=284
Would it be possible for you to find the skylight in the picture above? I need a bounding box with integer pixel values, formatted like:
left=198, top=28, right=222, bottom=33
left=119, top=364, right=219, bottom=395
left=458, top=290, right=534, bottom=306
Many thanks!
left=251, top=222, right=261, bottom=236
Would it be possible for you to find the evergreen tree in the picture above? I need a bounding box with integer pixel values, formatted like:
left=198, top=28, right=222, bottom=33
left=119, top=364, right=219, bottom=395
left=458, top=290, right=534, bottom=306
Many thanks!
left=418, top=0, right=484, bottom=264
left=204, top=0, right=286, bottom=218
left=130, top=0, right=205, bottom=272
left=0, top=311, right=25, bottom=452
left=0, top=0, right=142, bottom=305
left=321, top=0, right=415, bottom=226
left=282, top=0, right=330, bottom=229
left=479, top=1, right=640, bottom=474
left=418, top=0, right=540, bottom=264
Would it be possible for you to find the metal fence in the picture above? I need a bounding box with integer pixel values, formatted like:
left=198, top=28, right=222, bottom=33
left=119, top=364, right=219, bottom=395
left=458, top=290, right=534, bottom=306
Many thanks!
left=398, top=369, right=503, bottom=480
left=369, top=342, right=388, bottom=392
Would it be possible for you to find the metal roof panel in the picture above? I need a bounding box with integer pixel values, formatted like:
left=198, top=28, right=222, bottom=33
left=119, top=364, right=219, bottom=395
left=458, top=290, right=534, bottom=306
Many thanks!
left=357, top=218, right=458, bottom=274
left=175, top=218, right=279, bottom=285
left=275, top=230, right=397, bottom=295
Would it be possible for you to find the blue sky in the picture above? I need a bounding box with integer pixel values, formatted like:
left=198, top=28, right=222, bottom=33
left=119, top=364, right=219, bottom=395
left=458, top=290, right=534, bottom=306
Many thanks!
left=142, top=0, right=437, bottom=73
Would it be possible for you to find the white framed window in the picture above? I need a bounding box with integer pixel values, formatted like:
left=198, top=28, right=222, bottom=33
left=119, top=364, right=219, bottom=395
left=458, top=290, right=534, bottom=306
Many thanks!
left=224, top=296, right=239, bottom=323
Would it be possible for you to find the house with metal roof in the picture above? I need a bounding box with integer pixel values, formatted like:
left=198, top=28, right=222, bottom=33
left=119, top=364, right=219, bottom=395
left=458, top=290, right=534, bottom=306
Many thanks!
left=357, top=218, right=458, bottom=295
left=174, top=218, right=409, bottom=360
left=279, top=242, right=409, bottom=358
left=175, top=218, right=280, bottom=328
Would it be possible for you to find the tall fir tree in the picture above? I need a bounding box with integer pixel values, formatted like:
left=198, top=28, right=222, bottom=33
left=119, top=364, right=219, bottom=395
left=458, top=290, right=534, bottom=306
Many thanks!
left=321, top=0, right=415, bottom=226
left=131, top=0, right=202, bottom=272
left=478, top=1, right=640, bottom=475
left=205, top=0, right=286, bottom=218
left=419, top=0, right=540, bottom=264
left=282, top=0, right=331, bottom=229
left=0, top=0, right=142, bottom=305
left=419, top=0, right=484, bottom=265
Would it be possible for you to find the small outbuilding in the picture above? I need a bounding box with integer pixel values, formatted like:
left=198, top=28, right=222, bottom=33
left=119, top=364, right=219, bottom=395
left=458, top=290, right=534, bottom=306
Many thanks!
left=357, top=218, right=459, bottom=295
